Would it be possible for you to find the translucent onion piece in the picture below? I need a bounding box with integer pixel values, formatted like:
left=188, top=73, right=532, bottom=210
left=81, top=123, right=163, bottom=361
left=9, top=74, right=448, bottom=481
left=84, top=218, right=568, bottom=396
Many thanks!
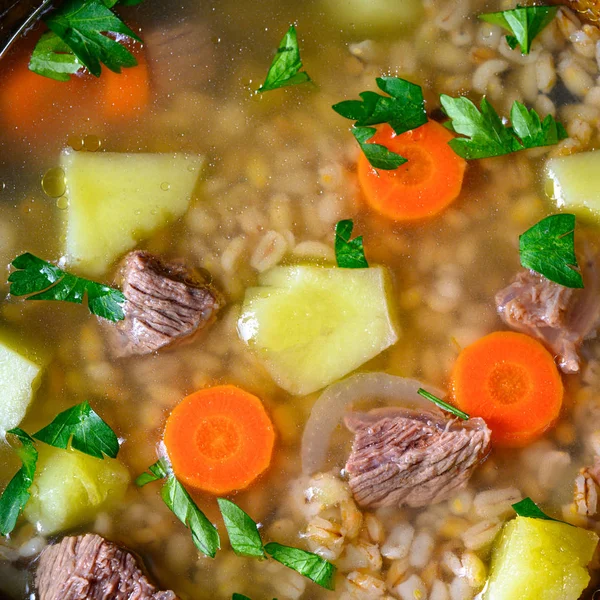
left=301, top=372, right=445, bottom=475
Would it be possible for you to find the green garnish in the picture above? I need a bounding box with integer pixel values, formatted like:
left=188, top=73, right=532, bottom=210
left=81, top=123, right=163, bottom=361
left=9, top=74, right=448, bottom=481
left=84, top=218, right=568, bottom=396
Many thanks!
left=333, top=76, right=427, bottom=134
left=440, top=96, right=567, bottom=159
left=264, top=542, right=336, bottom=590
left=217, top=498, right=266, bottom=558
left=33, top=400, right=120, bottom=459
left=417, top=388, right=469, bottom=421
left=162, top=475, right=221, bottom=558
left=257, top=25, right=311, bottom=93
left=480, top=6, right=558, bottom=55
left=136, top=460, right=220, bottom=558
left=512, top=497, right=569, bottom=524
left=0, top=429, right=38, bottom=536
left=8, top=253, right=126, bottom=322
left=232, top=595, right=253, bottom=600
left=29, top=32, right=82, bottom=82
left=333, top=76, right=427, bottom=169
left=29, top=0, right=142, bottom=80
left=519, top=214, right=583, bottom=288
left=335, top=219, right=369, bottom=269
left=351, top=126, right=407, bottom=170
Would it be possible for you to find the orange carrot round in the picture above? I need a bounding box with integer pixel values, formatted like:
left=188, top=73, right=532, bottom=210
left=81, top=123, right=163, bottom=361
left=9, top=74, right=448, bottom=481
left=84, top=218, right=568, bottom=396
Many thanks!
left=357, top=121, right=467, bottom=221
left=163, top=385, right=275, bottom=495
left=450, top=331, right=563, bottom=447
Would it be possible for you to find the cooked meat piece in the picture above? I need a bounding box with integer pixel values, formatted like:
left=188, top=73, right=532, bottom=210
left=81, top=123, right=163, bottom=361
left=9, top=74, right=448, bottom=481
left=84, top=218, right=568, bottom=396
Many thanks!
left=496, top=261, right=600, bottom=374
left=36, top=534, right=177, bottom=600
left=111, top=251, right=223, bottom=357
left=575, top=458, right=600, bottom=516
left=344, top=408, right=491, bottom=509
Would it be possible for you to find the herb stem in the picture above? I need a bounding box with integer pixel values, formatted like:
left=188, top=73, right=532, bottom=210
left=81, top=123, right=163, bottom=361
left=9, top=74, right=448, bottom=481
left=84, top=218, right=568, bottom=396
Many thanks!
left=417, top=388, right=469, bottom=420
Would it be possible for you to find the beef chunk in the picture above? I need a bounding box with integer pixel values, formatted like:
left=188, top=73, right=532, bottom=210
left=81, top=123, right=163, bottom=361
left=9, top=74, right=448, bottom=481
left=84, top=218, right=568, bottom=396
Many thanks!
left=36, top=534, right=177, bottom=600
left=575, top=458, right=600, bottom=517
left=111, top=251, right=222, bottom=357
left=344, top=408, right=491, bottom=509
left=496, top=262, right=600, bottom=374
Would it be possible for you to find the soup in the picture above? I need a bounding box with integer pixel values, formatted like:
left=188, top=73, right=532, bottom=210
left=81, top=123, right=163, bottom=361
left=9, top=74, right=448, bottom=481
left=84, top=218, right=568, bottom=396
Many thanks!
left=1, top=0, right=600, bottom=599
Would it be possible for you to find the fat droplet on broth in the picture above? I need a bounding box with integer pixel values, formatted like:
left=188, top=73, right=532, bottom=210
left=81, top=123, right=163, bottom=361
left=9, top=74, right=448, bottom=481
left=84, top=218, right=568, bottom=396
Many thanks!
left=42, top=167, right=66, bottom=198
left=68, top=135, right=85, bottom=151
left=83, top=135, right=102, bottom=152
left=56, top=196, right=69, bottom=210
left=160, top=182, right=171, bottom=191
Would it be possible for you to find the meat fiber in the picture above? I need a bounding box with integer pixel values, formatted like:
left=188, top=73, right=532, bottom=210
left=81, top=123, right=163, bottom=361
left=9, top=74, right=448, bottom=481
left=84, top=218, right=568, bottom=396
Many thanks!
left=36, top=534, right=177, bottom=600
left=110, top=251, right=223, bottom=357
left=496, top=260, right=600, bottom=374
left=344, top=408, right=491, bottom=509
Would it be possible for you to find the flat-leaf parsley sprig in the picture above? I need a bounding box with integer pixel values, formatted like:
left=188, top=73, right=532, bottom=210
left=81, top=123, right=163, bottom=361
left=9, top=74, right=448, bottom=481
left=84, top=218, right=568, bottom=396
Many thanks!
left=257, top=25, right=311, bottom=93
left=29, top=0, right=145, bottom=81
left=8, top=253, right=126, bottom=322
left=480, top=5, right=559, bottom=55
left=440, top=95, right=567, bottom=159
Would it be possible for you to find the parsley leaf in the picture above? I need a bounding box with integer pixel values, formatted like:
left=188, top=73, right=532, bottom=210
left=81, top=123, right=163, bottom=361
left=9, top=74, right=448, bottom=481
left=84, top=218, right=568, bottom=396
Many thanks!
left=335, top=220, right=369, bottom=269
left=519, top=214, right=583, bottom=288
left=42, top=0, right=141, bottom=78
left=264, top=542, right=336, bottom=590
left=162, top=475, right=220, bottom=558
left=0, top=429, right=38, bottom=536
left=333, top=77, right=427, bottom=135
left=135, top=459, right=169, bottom=487
left=232, top=596, right=253, bottom=600
left=440, top=96, right=567, bottom=159
left=258, top=25, right=311, bottom=93
left=33, top=400, right=120, bottom=459
left=29, top=32, right=81, bottom=81
left=480, top=6, right=558, bottom=55
left=351, top=126, right=407, bottom=170
left=8, top=253, right=126, bottom=322
left=417, top=388, right=469, bottom=421
left=218, top=498, right=265, bottom=558
left=512, top=497, right=568, bottom=524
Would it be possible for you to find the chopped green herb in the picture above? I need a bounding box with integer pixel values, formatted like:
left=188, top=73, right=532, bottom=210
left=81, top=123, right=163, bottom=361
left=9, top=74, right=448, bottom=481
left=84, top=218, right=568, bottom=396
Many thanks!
left=33, top=400, right=120, bottom=459
left=135, top=459, right=169, bottom=487
left=333, top=76, right=427, bottom=135
left=480, top=6, right=558, bottom=55
left=512, top=497, right=569, bottom=524
left=218, top=498, right=265, bottom=558
left=0, top=429, right=38, bottom=536
left=8, top=253, right=126, bottom=322
left=417, top=388, right=469, bottom=421
left=29, top=32, right=81, bottom=82
left=257, top=25, right=311, bottom=93
left=162, top=475, right=221, bottom=558
left=440, top=96, right=567, bottom=159
left=351, top=126, right=407, bottom=170
left=334, top=220, right=369, bottom=269
left=264, top=542, right=336, bottom=590
left=519, top=214, right=583, bottom=288
left=39, top=0, right=142, bottom=78
left=232, top=595, right=253, bottom=600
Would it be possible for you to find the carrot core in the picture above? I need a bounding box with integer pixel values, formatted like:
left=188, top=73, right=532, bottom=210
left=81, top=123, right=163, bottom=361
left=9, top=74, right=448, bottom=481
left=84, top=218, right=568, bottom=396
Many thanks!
left=487, top=363, right=531, bottom=405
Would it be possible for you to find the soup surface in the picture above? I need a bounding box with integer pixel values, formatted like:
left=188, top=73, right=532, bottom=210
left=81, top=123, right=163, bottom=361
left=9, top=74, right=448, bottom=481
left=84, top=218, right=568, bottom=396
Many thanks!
left=2, top=0, right=600, bottom=599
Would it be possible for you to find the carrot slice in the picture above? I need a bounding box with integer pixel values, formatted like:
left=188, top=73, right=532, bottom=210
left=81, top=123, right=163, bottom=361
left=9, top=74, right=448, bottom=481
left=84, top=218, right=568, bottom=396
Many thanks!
left=450, top=331, right=564, bottom=447
left=357, top=121, right=467, bottom=221
left=163, top=385, right=275, bottom=495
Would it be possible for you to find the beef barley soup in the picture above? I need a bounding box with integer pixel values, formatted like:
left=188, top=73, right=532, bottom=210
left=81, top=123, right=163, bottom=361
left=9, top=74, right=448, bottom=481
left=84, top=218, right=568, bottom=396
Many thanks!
left=3, top=0, right=600, bottom=599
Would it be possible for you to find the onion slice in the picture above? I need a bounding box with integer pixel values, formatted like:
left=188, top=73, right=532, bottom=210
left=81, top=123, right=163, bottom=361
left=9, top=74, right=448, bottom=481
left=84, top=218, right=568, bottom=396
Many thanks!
left=301, top=372, right=445, bottom=475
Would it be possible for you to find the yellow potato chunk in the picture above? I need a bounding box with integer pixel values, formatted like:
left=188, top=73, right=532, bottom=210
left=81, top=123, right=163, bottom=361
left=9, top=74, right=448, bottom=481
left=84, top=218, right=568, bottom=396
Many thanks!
left=0, top=341, right=41, bottom=435
left=25, top=445, right=130, bottom=535
left=61, top=150, right=203, bottom=276
left=484, top=516, right=598, bottom=600
left=238, top=265, right=399, bottom=395
left=546, top=150, right=600, bottom=221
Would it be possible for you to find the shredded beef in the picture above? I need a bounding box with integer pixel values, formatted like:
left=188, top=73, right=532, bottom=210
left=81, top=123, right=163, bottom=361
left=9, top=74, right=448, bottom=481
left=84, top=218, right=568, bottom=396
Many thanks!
left=36, top=534, right=177, bottom=600
left=110, top=251, right=223, bottom=357
left=344, top=408, right=491, bottom=509
left=496, top=260, right=600, bottom=374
